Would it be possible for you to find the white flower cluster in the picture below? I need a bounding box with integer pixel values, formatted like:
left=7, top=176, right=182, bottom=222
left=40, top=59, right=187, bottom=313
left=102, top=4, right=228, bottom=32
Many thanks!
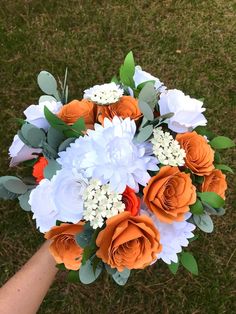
left=151, top=128, right=186, bottom=166
left=83, top=179, right=125, bottom=229
left=83, top=82, right=124, bottom=105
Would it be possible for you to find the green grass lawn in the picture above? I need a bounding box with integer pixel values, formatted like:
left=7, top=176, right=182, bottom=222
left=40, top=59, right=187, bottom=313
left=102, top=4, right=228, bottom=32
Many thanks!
left=0, top=1, right=236, bottom=313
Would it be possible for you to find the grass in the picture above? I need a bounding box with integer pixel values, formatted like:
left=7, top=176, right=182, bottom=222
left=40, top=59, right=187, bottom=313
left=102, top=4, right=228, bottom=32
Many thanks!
left=0, top=0, right=236, bottom=313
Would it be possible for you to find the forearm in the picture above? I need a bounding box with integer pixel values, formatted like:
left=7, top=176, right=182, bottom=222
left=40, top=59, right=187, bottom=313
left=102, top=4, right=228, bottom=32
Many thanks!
left=0, top=240, right=58, bottom=314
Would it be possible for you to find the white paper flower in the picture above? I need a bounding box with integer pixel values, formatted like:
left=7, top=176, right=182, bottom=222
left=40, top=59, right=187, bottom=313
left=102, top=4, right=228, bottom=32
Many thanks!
left=24, top=99, right=62, bottom=130
left=151, top=128, right=186, bottom=166
left=51, top=169, right=88, bottom=223
left=29, top=169, right=88, bottom=232
left=158, top=89, right=207, bottom=133
left=133, top=66, right=166, bottom=92
left=83, top=82, right=124, bottom=105
left=9, top=99, right=62, bottom=166
left=29, top=179, right=60, bottom=233
left=83, top=178, right=125, bottom=229
left=9, top=134, right=42, bottom=167
left=58, top=117, right=159, bottom=193
left=141, top=209, right=195, bottom=264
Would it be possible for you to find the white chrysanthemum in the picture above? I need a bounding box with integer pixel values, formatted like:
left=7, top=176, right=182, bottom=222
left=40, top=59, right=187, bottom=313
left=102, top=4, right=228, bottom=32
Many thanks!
left=9, top=99, right=62, bottom=166
left=83, top=82, right=124, bottom=105
left=151, top=128, right=186, bottom=166
left=83, top=178, right=125, bottom=229
left=57, top=116, right=159, bottom=193
left=29, top=169, right=88, bottom=232
left=159, top=89, right=207, bottom=133
left=141, top=209, right=195, bottom=264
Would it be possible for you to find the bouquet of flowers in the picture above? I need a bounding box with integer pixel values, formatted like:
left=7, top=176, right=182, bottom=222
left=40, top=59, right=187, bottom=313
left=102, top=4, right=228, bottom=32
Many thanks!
left=0, top=52, right=234, bottom=285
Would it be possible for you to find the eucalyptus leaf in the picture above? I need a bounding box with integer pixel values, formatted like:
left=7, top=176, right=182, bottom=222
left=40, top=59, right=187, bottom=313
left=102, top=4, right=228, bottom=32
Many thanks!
left=0, top=184, right=17, bottom=200
left=79, top=259, right=102, bottom=284
left=58, top=138, right=75, bottom=152
left=39, top=95, right=57, bottom=103
left=105, top=264, right=117, bottom=275
left=0, top=176, right=27, bottom=195
left=112, top=269, right=131, bottom=286
left=43, top=159, right=61, bottom=180
left=202, top=202, right=225, bottom=216
left=47, top=127, right=65, bottom=150
left=138, top=82, right=156, bottom=109
left=18, top=190, right=32, bottom=211
left=138, top=100, right=154, bottom=121
left=76, top=229, right=93, bottom=248
left=193, top=213, right=214, bottom=233
left=37, top=71, right=60, bottom=101
left=136, top=125, right=153, bottom=143
left=42, top=142, right=58, bottom=159
left=21, top=123, right=46, bottom=148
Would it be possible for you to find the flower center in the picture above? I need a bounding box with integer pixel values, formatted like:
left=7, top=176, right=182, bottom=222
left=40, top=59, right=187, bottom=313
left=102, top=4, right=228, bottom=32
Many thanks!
left=107, top=137, right=134, bottom=166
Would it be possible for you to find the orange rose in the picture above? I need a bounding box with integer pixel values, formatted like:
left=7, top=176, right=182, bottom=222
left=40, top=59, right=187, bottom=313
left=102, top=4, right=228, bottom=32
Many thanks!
left=44, top=222, right=84, bottom=270
left=201, top=169, right=227, bottom=199
left=32, top=157, right=48, bottom=183
left=176, top=131, right=215, bottom=176
left=96, top=212, right=162, bottom=271
left=122, top=186, right=140, bottom=216
left=97, top=96, right=142, bottom=124
left=58, top=99, right=96, bottom=129
left=143, top=166, right=196, bottom=223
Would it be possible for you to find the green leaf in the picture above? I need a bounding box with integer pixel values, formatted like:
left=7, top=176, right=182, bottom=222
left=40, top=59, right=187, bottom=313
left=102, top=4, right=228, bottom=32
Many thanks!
left=111, top=76, right=119, bottom=84
left=105, top=264, right=117, bottom=275
left=168, top=261, right=179, bottom=275
left=0, top=176, right=28, bottom=195
left=138, top=82, right=157, bottom=109
left=67, top=270, right=79, bottom=283
left=39, top=95, right=57, bottom=103
left=136, top=125, right=153, bottom=143
left=180, top=252, right=198, bottom=275
left=138, top=100, right=154, bottom=121
left=190, top=199, right=204, bottom=215
left=21, top=123, right=46, bottom=148
left=193, top=213, right=214, bottom=233
left=137, top=80, right=156, bottom=91
left=42, top=142, right=58, bottom=159
left=194, top=126, right=215, bottom=140
left=210, top=136, right=235, bottom=150
left=70, top=118, right=86, bottom=135
left=56, top=263, right=66, bottom=270
left=79, top=258, right=102, bottom=284
left=18, top=190, right=32, bottom=211
left=215, top=164, right=234, bottom=174
left=202, top=202, right=225, bottom=216
left=119, top=51, right=135, bottom=88
left=76, top=229, right=93, bottom=249
left=37, top=71, right=60, bottom=101
left=44, top=106, right=69, bottom=131
left=47, top=127, right=65, bottom=150
left=58, top=138, right=75, bottom=152
left=0, top=183, right=18, bottom=200
left=112, top=269, right=131, bottom=286
left=214, top=151, right=221, bottom=164
left=43, top=159, right=61, bottom=180
left=198, top=191, right=225, bottom=208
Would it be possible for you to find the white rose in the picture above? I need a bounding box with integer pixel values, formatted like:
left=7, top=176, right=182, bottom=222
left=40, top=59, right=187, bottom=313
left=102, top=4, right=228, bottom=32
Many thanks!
left=51, top=169, right=88, bottom=223
left=9, top=135, right=42, bottom=167
left=29, top=179, right=60, bottom=232
left=133, top=66, right=166, bottom=92
left=159, top=89, right=207, bottom=133
left=24, top=99, right=62, bottom=130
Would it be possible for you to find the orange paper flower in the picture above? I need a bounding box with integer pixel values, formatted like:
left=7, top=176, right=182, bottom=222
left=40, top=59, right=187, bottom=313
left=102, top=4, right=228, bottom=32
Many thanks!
left=97, top=96, right=142, bottom=124
left=176, top=131, right=215, bottom=176
left=32, top=157, right=48, bottom=183
left=122, top=186, right=140, bottom=216
left=44, top=222, right=84, bottom=270
left=96, top=211, right=162, bottom=271
left=201, top=169, right=227, bottom=199
left=58, top=99, right=96, bottom=129
left=143, top=166, right=196, bottom=223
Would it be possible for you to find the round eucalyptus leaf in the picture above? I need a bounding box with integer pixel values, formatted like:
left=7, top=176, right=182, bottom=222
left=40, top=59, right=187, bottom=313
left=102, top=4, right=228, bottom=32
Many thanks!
left=58, top=138, right=76, bottom=152
left=0, top=176, right=28, bottom=195
left=193, top=213, right=214, bottom=233
left=138, top=100, right=154, bottom=121
left=18, top=190, right=32, bottom=211
left=112, top=269, right=130, bottom=286
left=39, top=95, right=57, bottom=103
left=136, top=125, right=153, bottom=143
left=43, top=159, right=61, bottom=180
left=0, top=184, right=17, bottom=200
left=37, top=71, right=58, bottom=95
left=79, top=259, right=102, bottom=284
left=21, top=124, right=46, bottom=147
left=47, top=127, right=65, bottom=150
left=105, top=264, right=117, bottom=275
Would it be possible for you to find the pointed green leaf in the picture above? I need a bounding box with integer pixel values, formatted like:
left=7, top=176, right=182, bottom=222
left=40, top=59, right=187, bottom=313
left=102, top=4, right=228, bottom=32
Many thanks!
left=67, top=270, right=80, bottom=283
left=168, top=261, right=179, bottom=275
left=215, top=164, right=234, bottom=174
left=180, top=252, right=198, bottom=275
left=210, top=136, right=235, bottom=149
left=190, top=199, right=204, bottom=215
left=198, top=191, right=225, bottom=208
